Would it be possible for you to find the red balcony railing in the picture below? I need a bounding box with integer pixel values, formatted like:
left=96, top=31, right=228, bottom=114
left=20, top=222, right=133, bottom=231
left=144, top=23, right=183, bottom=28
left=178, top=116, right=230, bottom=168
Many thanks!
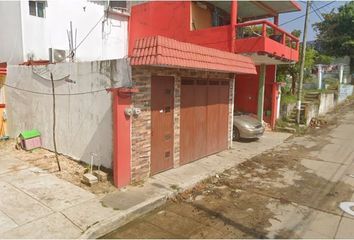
left=235, top=20, right=300, bottom=62
left=236, top=20, right=299, bottom=50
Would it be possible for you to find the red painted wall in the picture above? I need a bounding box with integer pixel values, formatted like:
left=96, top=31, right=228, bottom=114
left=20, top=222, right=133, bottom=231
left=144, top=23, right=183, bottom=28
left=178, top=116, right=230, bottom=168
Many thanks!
left=129, top=1, right=232, bottom=54
left=234, top=65, right=277, bottom=127
left=129, top=1, right=298, bottom=61
left=112, top=90, right=132, bottom=187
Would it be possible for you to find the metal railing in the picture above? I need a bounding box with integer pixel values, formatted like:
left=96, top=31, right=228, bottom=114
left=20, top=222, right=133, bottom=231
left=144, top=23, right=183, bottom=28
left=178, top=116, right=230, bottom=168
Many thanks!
left=236, top=20, right=299, bottom=50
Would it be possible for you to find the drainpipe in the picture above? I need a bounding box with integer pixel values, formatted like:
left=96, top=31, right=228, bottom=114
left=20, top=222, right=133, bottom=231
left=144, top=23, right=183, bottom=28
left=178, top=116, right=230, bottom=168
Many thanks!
left=258, top=64, right=266, bottom=123
left=230, top=0, right=238, bottom=52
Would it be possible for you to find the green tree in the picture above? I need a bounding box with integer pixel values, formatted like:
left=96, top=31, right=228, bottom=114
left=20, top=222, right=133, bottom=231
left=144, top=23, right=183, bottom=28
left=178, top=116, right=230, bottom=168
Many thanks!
left=313, top=1, right=354, bottom=73
left=277, top=30, right=319, bottom=94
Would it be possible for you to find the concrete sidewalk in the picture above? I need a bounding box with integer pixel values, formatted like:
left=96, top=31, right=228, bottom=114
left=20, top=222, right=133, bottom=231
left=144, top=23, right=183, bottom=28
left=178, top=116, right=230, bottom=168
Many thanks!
left=0, top=131, right=290, bottom=239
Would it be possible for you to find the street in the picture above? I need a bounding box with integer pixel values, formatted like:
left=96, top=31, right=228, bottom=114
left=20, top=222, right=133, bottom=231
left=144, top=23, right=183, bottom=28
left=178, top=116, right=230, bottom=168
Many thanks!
left=104, top=100, right=354, bottom=239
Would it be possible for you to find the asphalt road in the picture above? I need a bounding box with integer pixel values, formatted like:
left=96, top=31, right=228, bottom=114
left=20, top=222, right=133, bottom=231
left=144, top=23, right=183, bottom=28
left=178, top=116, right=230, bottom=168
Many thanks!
left=104, top=100, right=354, bottom=239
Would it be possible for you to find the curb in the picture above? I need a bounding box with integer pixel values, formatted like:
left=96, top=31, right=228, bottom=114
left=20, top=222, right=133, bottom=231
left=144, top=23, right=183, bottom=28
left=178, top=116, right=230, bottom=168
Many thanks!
left=80, top=195, right=168, bottom=239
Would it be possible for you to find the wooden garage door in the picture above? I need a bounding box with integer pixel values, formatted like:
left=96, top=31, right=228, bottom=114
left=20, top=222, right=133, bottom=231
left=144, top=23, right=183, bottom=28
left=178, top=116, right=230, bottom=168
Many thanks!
left=180, top=78, right=229, bottom=165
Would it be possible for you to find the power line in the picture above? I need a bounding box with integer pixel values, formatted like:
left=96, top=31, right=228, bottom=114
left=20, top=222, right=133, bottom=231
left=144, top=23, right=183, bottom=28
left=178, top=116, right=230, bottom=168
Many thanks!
left=312, top=2, right=326, bottom=20
left=2, top=83, right=108, bottom=96
left=73, top=15, right=105, bottom=55
left=280, top=1, right=335, bottom=26
left=50, top=14, right=105, bottom=64
left=311, top=2, right=324, bottom=21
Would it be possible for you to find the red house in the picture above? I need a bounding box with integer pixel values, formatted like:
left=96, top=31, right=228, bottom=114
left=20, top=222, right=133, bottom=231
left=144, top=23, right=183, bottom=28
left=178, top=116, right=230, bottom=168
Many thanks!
left=111, top=0, right=300, bottom=187
left=129, top=0, right=300, bottom=128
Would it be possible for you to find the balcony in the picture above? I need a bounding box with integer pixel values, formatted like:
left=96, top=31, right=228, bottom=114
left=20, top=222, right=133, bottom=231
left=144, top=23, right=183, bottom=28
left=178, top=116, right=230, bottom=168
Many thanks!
left=235, top=20, right=299, bottom=64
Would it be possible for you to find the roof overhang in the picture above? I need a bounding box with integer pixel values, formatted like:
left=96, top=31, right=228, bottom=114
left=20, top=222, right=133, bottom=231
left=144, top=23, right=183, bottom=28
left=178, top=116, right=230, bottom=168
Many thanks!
left=130, top=35, right=257, bottom=75
left=242, top=52, right=297, bottom=65
left=210, top=1, right=301, bottom=19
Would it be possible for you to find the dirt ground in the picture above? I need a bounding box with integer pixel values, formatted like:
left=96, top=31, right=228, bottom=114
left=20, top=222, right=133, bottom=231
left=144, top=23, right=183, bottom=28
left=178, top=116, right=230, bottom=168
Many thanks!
left=103, top=99, right=354, bottom=239
left=0, top=140, right=116, bottom=196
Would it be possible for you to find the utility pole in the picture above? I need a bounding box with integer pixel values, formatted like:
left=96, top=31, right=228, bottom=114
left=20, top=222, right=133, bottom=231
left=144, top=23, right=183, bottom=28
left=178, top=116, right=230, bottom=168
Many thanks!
left=297, top=0, right=311, bottom=124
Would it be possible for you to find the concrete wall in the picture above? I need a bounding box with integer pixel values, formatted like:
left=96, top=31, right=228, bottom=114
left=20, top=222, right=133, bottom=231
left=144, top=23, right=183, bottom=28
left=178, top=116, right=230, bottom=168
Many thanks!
left=338, top=84, right=354, bottom=103
left=5, top=59, right=131, bottom=168
left=304, top=103, right=319, bottom=126
left=280, top=102, right=296, bottom=119
left=318, top=93, right=335, bottom=116
left=0, top=1, right=24, bottom=64
left=0, top=0, right=128, bottom=64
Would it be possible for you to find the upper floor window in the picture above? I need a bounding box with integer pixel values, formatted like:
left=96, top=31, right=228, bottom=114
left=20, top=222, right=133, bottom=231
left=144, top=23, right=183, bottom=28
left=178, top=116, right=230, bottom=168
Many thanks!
left=29, top=1, right=46, bottom=18
left=190, top=1, right=230, bottom=31
left=109, top=1, right=127, bottom=9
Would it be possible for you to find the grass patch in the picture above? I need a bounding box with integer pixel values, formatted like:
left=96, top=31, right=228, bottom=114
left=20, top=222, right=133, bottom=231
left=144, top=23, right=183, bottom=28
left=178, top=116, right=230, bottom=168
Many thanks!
left=281, top=94, right=297, bottom=104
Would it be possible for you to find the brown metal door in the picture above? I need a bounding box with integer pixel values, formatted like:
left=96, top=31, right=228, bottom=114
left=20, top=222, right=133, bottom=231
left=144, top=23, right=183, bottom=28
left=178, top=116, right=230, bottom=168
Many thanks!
left=207, top=80, right=220, bottom=155
left=151, top=76, right=174, bottom=175
left=194, top=80, right=208, bottom=159
left=180, top=78, right=229, bottom=165
left=218, top=80, right=230, bottom=151
left=180, top=79, right=195, bottom=165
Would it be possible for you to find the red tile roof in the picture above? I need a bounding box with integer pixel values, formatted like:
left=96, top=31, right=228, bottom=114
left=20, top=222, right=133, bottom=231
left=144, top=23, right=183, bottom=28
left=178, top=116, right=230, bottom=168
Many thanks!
left=130, top=36, right=256, bottom=74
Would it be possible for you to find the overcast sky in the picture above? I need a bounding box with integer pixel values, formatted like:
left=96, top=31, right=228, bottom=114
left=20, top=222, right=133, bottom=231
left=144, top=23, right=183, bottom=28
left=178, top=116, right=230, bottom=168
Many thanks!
left=279, top=0, right=349, bottom=41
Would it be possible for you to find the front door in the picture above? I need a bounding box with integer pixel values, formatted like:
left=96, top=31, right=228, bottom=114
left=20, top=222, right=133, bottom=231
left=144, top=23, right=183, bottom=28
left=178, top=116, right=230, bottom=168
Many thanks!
left=151, top=76, right=174, bottom=175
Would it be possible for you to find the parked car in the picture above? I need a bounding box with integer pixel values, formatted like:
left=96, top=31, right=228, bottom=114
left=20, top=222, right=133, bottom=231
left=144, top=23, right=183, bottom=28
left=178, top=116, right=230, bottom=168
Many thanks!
left=233, top=112, right=265, bottom=141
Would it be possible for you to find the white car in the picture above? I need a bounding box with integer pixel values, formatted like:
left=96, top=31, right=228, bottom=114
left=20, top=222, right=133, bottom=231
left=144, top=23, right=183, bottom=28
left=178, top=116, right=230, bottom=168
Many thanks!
left=233, top=112, right=265, bottom=141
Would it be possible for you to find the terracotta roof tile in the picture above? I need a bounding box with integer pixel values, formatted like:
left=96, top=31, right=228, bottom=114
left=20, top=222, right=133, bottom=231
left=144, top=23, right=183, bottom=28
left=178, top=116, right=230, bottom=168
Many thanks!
left=130, top=35, right=256, bottom=74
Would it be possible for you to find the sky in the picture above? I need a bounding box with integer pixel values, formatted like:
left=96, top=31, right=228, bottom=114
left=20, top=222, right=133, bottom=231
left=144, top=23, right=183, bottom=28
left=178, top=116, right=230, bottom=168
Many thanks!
left=278, top=0, right=350, bottom=41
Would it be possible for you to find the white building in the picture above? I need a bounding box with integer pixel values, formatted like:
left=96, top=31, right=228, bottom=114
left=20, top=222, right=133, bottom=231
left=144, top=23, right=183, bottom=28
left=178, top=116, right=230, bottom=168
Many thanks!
left=0, top=0, right=129, bottom=64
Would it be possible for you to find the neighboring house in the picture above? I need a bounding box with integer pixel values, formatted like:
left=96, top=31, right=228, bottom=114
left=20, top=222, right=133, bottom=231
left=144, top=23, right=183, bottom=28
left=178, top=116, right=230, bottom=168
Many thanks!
left=129, top=0, right=300, bottom=128
left=0, top=0, right=129, bottom=64
left=1, top=1, right=130, bottom=173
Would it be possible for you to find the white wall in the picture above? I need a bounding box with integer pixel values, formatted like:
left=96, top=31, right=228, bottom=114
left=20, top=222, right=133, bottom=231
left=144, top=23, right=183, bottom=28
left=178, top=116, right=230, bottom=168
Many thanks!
left=338, top=84, right=354, bottom=103
left=5, top=59, right=131, bottom=168
left=0, top=1, right=24, bottom=64
left=318, top=93, right=335, bottom=116
left=0, top=0, right=128, bottom=64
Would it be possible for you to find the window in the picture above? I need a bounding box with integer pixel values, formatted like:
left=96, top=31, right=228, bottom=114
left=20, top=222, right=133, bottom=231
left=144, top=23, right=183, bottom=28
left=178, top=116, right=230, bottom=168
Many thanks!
left=109, top=1, right=127, bottom=9
left=29, top=1, right=46, bottom=18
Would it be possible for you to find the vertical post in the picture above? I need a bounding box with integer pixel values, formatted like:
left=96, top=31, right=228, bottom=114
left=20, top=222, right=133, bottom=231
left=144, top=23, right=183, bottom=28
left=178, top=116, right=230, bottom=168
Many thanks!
left=339, top=64, right=344, bottom=84
left=296, top=0, right=311, bottom=124
left=317, top=64, right=322, bottom=89
left=261, top=23, right=266, bottom=37
left=230, top=0, right=238, bottom=52
left=277, top=84, right=281, bottom=119
left=274, top=15, right=279, bottom=25
left=258, top=64, right=266, bottom=123
left=112, top=89, right=132, bottom=188
left=282, top=33, right=286, bottom=45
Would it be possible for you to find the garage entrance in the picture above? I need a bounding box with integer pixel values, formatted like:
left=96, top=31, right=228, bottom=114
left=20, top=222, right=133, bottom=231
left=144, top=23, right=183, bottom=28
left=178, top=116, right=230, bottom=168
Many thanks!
left=151, top=76, right=174, bottom=175
left=180, top=78, right=230, bottom=165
